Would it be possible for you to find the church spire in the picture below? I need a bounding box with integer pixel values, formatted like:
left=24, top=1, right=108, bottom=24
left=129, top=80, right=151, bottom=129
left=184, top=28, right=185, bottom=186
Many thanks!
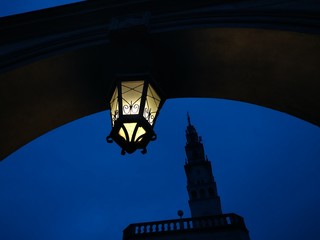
left=184, top=114, right=222, bottom=217
left=185, top=114, right=205, bottom=162
left=187, top=112, right=191, bottom=125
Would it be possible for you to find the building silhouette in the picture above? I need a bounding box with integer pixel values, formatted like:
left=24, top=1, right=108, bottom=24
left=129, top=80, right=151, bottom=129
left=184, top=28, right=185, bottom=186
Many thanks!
left=122, top=115, right=250, bottom=240
left=185, top=114, right=222, bottom=218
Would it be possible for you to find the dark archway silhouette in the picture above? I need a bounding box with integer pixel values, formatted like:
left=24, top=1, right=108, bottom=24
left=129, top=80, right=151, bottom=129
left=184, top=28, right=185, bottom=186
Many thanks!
left=1, top=0, right=320, bottom=160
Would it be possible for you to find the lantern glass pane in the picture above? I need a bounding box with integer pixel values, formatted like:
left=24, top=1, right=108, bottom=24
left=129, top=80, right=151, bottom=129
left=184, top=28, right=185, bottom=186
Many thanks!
left=134, top=126, right=146, bottom=142
left=119, top=125, right=128, bottom=141
left=119, top=123, right=146, bottom=142
left=143, top=84, right=161, bottom=125
left=110, top=87, right=119, bottom=126
left=121, top=81, right=144, bottom=115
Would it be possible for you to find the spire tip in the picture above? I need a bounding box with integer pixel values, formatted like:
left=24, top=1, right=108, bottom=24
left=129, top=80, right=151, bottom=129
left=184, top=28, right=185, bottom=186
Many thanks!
left=187, top=112, right=191, bottom=125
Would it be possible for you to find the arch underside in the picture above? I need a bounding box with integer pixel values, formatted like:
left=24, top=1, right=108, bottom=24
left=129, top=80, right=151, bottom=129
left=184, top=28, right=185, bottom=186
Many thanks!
left=1, top=26, right=320, bottom=160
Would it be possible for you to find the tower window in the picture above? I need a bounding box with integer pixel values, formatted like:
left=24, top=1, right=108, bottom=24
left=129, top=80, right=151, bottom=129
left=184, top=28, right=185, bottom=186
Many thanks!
left=208, top=188, right=215, bottom=197
left=191, top=190, right=197, bottom=200
left=199, top=189, right=206, bottom=198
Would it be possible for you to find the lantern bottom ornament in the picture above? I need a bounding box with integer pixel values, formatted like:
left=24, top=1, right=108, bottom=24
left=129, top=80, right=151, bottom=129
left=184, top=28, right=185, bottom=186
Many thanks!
left=106, top=118, right=157, bottom=155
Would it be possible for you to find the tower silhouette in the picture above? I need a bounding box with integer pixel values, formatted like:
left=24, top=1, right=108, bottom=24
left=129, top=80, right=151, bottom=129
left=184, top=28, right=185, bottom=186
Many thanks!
left=185, top=113, right=222, bottom=217
left=122, top=115, right=251, bottom=240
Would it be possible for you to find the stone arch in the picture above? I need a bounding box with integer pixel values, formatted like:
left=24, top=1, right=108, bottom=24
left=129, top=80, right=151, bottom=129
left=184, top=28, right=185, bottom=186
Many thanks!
left=1, top=2, right=320, bottom=160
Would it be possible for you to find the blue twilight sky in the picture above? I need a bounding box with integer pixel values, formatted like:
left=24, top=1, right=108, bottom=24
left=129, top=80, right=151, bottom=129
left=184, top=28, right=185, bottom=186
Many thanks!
left=1, top=1, right=320, bottom=240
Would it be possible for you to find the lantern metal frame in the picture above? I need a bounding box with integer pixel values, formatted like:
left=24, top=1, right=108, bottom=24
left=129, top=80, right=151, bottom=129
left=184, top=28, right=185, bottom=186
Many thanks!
left=106, top=73, right=165, bottom=155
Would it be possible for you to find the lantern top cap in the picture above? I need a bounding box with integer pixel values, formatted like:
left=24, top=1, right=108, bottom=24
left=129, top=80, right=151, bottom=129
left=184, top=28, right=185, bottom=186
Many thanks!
left=114, top=73, right=152, bottom=81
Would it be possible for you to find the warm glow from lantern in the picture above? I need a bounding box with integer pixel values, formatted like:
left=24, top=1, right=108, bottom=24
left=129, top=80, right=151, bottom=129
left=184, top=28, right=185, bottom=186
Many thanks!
left=110, top=87, right=119, bottom=126
left=144, top=84, right=161, bottom=125
left=119, top=123, right=146, bottom=142
left=121, top=81, right=144, bottom=115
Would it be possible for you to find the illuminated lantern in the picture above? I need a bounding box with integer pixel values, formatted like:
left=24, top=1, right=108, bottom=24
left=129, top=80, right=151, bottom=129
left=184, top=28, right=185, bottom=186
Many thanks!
left=106, top=74, right=165, bottom=155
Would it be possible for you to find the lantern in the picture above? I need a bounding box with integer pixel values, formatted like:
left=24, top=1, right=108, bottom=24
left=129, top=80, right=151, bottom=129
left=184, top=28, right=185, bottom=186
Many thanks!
left=106, top=74, right=165, bottom=155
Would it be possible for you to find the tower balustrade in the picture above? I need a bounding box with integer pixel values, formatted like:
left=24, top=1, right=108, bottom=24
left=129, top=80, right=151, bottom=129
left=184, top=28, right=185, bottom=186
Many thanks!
left=123, top=213, right=248, bottom=240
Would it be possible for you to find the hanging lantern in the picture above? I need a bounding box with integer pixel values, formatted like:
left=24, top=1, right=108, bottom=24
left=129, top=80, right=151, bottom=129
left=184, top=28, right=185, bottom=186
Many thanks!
left=106, top=74, right=165, bottom=155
